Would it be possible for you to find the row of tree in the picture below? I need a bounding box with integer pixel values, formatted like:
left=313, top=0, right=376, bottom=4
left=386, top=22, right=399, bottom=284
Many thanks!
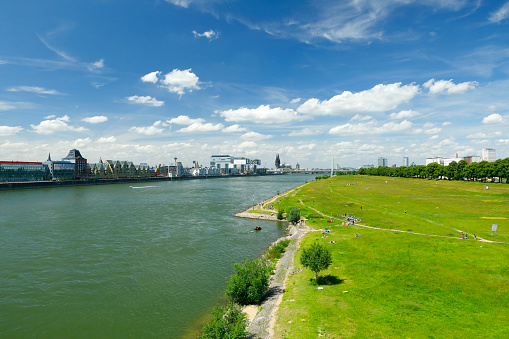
left=356, top=158, right=509, bottom=182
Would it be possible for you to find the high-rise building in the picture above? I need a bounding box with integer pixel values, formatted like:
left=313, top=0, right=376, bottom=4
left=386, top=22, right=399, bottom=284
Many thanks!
left=378, top=157, right=388, bottom=167
left=403, top=157, right=409, bottom=167
left=482, top=148, right=496, bottom=162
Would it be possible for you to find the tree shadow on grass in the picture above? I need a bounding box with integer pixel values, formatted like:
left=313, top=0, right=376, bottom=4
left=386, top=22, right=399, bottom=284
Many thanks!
left=311, top=275, right=345, bottom=286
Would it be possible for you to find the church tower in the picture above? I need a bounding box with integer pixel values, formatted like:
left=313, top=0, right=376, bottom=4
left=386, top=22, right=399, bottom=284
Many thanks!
left=275, top=154, right=281, bottom=168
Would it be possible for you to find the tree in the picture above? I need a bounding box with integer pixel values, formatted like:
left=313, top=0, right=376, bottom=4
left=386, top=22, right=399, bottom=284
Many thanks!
left=225, top=258, right=271, bottom=305
left=276, top=208, right=284, bottom=220
left=286, top=207, right=300, bottom=223
left=300, top=242, right=333, bottom=281
left=199, top=303, right=248, bottom=339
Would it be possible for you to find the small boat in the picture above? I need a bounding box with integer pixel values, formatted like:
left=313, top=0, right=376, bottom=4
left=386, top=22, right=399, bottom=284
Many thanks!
left=255, top=226, right=262, bottom=231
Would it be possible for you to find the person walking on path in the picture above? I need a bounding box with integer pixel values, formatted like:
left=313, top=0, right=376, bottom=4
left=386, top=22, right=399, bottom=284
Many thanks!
left=461, top=232, right=464, bottom=239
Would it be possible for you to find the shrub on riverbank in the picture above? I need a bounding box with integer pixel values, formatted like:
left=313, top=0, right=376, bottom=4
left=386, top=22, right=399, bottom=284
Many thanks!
left=286, top=207, right=300, bottom=223
left=225, top=258, right=271, bottom=305
left=199, top=302, right=248, bottom=339
left=264, top=239, right=291, bottom=261
left=277, top=209, right=284, bottom=220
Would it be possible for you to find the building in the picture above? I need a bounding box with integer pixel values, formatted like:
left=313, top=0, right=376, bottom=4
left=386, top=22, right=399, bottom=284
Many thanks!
left=275, top=154, right=281, bottom=168
left=378, top=157, right=388, bottom=167
left=295, top=163, right=300, bottom=170
left=44, top=154, right=75, bottom=181
left=403, top=157, right=409, bottom=167
left=482, top=148, right=496, bottom=162
left=361, top=164, right=374, bottom=168
left=210, top=155, right=233, bottom=174
left=62, top=149, right=88, bottom=179
left=0, top=161, right=48, bottom=182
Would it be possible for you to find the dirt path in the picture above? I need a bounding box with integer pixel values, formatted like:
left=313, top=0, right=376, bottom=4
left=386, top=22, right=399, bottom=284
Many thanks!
left=298, top=199, right=503, bottom=243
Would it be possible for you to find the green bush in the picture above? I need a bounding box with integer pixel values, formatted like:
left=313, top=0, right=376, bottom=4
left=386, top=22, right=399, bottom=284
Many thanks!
left=300, top=242, right=332, bottom=281
left=225, top=258, right=271, bottom=305
left=264, top=239, right=291, bottom=261
left=286, top=207, right=300, bottom=223
left=199, top=302, right=248, bottom=339
left=277, top=209, right=285, bottom=220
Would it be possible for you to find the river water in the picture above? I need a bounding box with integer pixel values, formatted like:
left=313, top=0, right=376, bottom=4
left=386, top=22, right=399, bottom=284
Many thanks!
left=0, top=174, right=313, bottom=338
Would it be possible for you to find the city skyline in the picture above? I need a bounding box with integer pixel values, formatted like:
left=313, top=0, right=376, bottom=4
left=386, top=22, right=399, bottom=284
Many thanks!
left=1, top=1, right=509, bottom=168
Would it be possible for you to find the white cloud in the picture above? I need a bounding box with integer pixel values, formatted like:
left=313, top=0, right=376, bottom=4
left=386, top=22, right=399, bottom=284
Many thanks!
left=127, top=95, right=164, bottom=107
left=350, top=114, right=373, bottom=121
left=482, top=113, right=507, bottom=125
left=165, top=0, right=192, bottom=8
left=92, top=59, right=105, bottom=68
left=141, top=71, right=161, bottom=84
left=329, top=120, right=412, bottom=136
left=467, top=131, right=502, bottom=139
left=442, top=121, right=452, bottom=126
left=241, top=131, right=272, bottom=140
left=71, top=137, right=92, bottom=148
left=167, top=115, right=205, bottom=125
left=82, top=116, right=108, bottom=124
left=489, top=2, right=509, bottom=23
left=192, top=29, right=218, bottom=40
left=0, top=125, right=23, bottom=136
left=0, top=101, right=17, bottom=111
left=222, top=124, right=247, bottom=133
left=177, top=122, right=224, bottom=133
left=423, top=79, right=478, bottom=95
left=288, top=128, right=321, bottom=136
left=97, top=136, right=117, bottom=143
left=496, top=139, right=509, bottom=144
left=160, top=68, right=201, bottom=95
left=129, top=121, right=165, bottom=135
left=218, top=105, right=305, bottom=124
left=290, top=98, right=302, bottom=104
left=298, top=82, right=419, bottom=116
left=7, top=86, right=63, bottom=95
left=238, top=141, right=257, bottom=149
left=30, top=115, right=88, bottom=135
left=390, top=110, right=420, bottom=120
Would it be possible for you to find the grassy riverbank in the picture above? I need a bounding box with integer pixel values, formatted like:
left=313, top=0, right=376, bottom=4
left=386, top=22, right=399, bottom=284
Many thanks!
left=273, top=175, right=509, bottom=338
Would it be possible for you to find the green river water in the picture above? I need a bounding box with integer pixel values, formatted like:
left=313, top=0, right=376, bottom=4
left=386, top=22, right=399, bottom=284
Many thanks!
left=0, top=174, right=314, bottom=338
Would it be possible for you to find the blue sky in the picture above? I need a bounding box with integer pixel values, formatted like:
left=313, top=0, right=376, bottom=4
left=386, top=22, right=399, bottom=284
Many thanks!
left=1, top=0, right=509, bottom=169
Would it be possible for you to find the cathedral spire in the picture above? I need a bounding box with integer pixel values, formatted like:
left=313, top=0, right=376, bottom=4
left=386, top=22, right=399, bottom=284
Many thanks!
left=47, top=153, right=52, bottom=162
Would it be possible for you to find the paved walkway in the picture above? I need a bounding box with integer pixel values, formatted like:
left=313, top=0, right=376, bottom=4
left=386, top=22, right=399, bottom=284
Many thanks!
left=246, top=225, right=308, bottom=338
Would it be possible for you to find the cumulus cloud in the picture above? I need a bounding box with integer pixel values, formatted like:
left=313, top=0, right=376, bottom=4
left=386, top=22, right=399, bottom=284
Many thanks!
left=288, top=128, right=321, bottom=136
left=442, top=121, right=452, bottom=126
left=329, top=120, right=412, bottom=136
left=489, top=2, right=509, bottom=23
left=298, top=82, right=419, bottom=116
left=140, top=69, right=201, bottom=96
left=238, top=141, right=257, bottom=149
left=222, top=124, right=247, bottom=133
left=423, top=79, right=478, bottom=94
left=71, top=137, right=92, bottom=148
left=0, top=125, right=23, bottom=136
left=161, top=69, right=200, bottom=95
left=7, top=86, right=63, bottom=95
left=127, top=95, right=164, bottom=107
left=192, top=29, right=218, bottom=40
left=390, top=110, right=420, bottom=120
left=218, top=105, right=305, bottom=124
left=97, top=136, right=117, bottom=143
left=177, top=122, right=224, bottom=133
left=30, top=115, right=88, bottom=135
left=167, top=115, right=205, bottom=125
left=496, top=139, right=509, bottom=144
left=82, top=116, right=108, bottom=124
left=129, top=121, right=165, bottom=135
left=165, top=0, right=192, bottom=8
left=141, top=71, right=161, bottom=84
left=482, top=113, right=507, bottom=124
left=241, top=131, right=272, bottom=140
left=290, top=98, right=302, bottom=104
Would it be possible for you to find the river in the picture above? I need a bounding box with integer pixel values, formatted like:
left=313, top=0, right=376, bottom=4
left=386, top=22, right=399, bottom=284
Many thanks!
left=0, top=174, right=314, bottom=338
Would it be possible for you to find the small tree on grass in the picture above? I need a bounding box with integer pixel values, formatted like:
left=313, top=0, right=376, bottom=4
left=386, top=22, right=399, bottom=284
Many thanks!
left=277, top=209, right=285, bottom=220
left=225, top=258, right=271, bottom=305
left=300, top=242, right=332, bottom=281
left=199, top=302, right=248, bottom=339
left=286, top=207, right=300, bottom=223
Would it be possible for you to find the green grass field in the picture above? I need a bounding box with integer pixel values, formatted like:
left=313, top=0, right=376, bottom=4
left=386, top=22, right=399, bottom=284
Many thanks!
left=273, top=175, right=509, bottom=338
